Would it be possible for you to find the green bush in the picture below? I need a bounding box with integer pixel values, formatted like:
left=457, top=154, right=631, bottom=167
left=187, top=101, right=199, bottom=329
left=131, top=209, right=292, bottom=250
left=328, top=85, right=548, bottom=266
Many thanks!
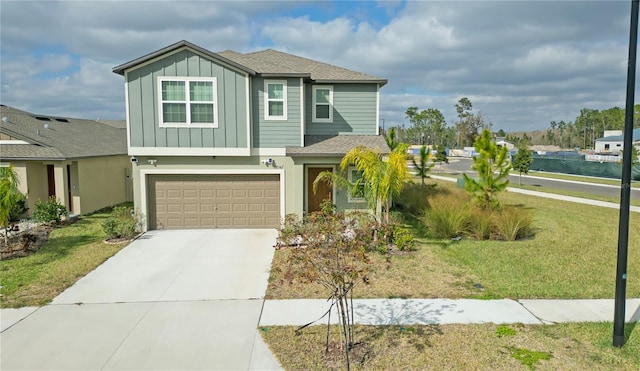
left=101, top=206, right=139, bottom=239
left=493, top=206, right=533, bottom=241
left=391, top=225, right=415, bottom=251
left=33, top=197, right=67, bottom=224
left=423, top=193, right=470, bottom=239
left=9, top=193, right=28, bottom=223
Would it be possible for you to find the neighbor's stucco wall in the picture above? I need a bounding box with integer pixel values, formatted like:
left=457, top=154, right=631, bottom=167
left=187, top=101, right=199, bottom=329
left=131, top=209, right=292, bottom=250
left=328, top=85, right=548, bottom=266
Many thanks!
left=76, top=155, right=132, bottom=214
left=25, top=162, right=49, bottom=213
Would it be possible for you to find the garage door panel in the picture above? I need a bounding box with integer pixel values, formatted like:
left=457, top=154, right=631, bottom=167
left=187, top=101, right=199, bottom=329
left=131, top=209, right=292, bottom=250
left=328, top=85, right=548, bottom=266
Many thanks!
left=148, top=174, right=280, bottom=230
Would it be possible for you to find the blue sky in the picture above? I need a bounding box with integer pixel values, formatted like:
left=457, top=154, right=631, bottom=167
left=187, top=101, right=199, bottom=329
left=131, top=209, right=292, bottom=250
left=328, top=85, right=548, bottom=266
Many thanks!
left=0, top=0, right=637, bottom=132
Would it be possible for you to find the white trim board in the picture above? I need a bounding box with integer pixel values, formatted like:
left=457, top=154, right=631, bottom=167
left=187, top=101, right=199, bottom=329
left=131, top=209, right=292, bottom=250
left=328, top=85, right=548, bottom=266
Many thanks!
left=128, top=147, right=250, bottom=156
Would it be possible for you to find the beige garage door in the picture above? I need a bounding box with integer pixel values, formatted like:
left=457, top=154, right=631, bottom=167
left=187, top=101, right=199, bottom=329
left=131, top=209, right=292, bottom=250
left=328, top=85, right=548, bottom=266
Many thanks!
left=148, top=174, right=280, bottom=230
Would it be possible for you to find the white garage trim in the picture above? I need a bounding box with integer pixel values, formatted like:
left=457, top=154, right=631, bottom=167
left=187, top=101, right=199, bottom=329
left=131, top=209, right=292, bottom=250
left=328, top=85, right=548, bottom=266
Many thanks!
left=140, top=168, right=285, bottom=231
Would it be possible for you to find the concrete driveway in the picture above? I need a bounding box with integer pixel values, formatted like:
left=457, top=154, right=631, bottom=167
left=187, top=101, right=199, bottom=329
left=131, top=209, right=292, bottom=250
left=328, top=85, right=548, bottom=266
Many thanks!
left=0, top=229, right=282, bottom=371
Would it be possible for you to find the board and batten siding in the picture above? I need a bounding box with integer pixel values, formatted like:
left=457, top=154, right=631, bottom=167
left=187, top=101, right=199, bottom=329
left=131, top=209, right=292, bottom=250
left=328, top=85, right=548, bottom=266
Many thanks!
left=126, top=49, right=248, bottom=148
left=251, top=77, right=302, bottom=148
left=305, top=84, right=377, bottom=136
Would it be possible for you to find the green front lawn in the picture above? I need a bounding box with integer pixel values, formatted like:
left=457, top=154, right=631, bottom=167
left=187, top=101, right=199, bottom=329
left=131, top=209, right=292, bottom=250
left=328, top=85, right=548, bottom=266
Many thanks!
left=0, top=207, right=130, bottom=308
left=263, top=322, right=640, bottom=370
left=267, top=182, right=640, bottom=300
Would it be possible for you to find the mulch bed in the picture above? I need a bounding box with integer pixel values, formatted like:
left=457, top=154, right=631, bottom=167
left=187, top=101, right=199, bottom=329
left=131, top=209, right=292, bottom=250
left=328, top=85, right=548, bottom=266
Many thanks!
left=0, top=224, right=54, bottom=260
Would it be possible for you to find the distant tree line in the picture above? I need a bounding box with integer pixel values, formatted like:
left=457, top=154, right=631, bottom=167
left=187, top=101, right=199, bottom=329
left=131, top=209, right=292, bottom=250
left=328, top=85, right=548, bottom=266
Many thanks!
left=510, top=105, right=640, bottom=149
left=385, top=97, right=493, bottom=149
left=383, top=101, right=640, bottom=150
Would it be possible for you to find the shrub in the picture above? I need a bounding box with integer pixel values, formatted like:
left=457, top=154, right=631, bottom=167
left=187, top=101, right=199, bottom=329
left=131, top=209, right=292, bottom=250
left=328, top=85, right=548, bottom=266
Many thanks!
left=9, top=192, right=28, bottom=223
left=391, top=225, right=415, bottom=251
left=423, top=193, right=470, bottom=239
left=493, top=206, right=533, bottom=241
left=466, top=207, right=494, bottom=240
left=101, top=206, right=139, bottom=239
left=33, top=197, right=67, bottom=224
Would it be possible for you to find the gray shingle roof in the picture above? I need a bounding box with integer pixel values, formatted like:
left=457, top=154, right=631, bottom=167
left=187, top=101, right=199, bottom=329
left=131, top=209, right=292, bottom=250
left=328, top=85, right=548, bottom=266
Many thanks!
left=216, top=50, right=308, bottom=77
left=0, top=105, right=127, bottom=160
left=113, top=41, right=386, bottom=85
left=245, top=49, right=387, bottom=85
left=286, top=135, right=390, bottom=157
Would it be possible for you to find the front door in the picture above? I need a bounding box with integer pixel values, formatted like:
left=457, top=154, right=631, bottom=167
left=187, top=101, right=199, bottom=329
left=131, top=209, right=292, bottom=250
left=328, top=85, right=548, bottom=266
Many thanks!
left=307, top=167, right=333, bottom=213
left=47, top=165, right=55, bottom=197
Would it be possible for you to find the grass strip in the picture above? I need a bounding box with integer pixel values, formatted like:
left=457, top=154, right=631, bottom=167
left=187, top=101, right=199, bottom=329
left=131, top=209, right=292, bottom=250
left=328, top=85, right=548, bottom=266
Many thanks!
left=262, top=322, right=640, bottom=370
left=0, top=207, right=129, bottom=308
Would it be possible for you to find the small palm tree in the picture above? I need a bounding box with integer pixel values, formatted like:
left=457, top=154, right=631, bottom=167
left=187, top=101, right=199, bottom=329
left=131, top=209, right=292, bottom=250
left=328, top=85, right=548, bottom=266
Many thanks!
left=412, top=145, right=433, bottom=187
left=314, top=145, right=410, bottom=224
left=0, top=165, right=20, bottom=244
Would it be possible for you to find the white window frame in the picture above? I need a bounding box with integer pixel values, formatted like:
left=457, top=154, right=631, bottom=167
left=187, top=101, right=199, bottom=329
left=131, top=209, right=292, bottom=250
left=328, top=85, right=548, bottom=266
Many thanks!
left=157, top=76, right=218, bottom=128
left=264, top=80, right=288, bottom=121
left=348, top=167, right=366, bottom=203
left=312, top=85, right=333, bottom=123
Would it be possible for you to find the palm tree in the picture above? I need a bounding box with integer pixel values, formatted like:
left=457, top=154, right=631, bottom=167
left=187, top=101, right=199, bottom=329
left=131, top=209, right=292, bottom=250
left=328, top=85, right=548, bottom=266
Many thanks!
left=412, top=145, right=433, bottom=187
left=0, top=165, right=20, bottom=244
left=314, top=144, right=410, bottom=224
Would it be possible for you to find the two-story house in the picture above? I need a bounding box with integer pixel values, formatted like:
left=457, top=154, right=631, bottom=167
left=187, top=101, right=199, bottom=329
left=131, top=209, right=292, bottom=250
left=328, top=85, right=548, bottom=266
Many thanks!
left=113, top=40, right=389, bottom=230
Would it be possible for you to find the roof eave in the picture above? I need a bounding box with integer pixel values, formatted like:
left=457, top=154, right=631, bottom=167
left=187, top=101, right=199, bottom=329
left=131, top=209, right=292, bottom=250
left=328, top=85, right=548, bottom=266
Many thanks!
left=313, top=79, right=388, bottom=86
left=112, top=40, right=256, bottom=76
left=258, top=73, right=311, bottom=78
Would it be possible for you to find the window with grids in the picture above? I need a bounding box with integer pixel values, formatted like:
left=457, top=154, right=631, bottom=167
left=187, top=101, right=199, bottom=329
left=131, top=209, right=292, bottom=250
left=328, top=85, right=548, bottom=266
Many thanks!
left=264, top=80, right=287, bottom=120
left=158, top=77, right=217, bottom=127
left=312, top=85, right=333, bottom=123
left=348, top=168, right=366, bottom=202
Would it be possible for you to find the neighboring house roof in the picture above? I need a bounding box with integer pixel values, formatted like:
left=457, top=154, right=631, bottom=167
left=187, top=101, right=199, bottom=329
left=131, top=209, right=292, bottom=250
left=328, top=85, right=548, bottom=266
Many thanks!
left=113, top=40, right=387, bottom=85
left=287, top=135, right=390, bottom=157
left=0, top=105, right=127, bottom=160
left=596, top=128, right=640, bottom=142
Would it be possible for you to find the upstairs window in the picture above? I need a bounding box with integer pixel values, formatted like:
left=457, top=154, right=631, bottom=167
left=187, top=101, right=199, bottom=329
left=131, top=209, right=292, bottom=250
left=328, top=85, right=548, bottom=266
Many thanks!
left=265, top=80, right=287, bottom=120
left=348, top=167, right=365, bottom=202
left=312, top=85, right=333, bottom=123
left=158, top=77, right=218, bottom=127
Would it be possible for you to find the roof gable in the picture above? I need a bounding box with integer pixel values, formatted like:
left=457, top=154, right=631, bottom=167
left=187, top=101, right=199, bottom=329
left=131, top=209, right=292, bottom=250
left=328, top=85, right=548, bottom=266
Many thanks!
left=112, top=40, right=256, bottom=76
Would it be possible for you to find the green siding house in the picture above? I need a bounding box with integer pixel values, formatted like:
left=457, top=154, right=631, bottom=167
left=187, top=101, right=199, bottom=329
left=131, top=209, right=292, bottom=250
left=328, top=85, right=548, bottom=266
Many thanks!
left=113, top=40, right=389, bottom=231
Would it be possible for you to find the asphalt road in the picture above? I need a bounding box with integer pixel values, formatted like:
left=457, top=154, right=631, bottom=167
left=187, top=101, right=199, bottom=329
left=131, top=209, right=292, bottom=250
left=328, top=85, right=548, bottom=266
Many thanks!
left=432, top=157, right=640, bottom=201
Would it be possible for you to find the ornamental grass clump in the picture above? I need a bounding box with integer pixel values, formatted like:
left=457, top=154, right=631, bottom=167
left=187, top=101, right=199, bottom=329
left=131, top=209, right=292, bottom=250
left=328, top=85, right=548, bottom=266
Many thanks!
left=493, top=206, right=533, bottom=241
left=423, top=193, right=470, bottom=239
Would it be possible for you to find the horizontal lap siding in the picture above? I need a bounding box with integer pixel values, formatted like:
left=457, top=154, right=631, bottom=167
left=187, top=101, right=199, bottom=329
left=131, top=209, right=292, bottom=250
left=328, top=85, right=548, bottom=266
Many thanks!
left=252, top=77, right=301, bottom=148
left=305, top=83, right=377, bottom=136
left=126, top=49, right=247, bottom=149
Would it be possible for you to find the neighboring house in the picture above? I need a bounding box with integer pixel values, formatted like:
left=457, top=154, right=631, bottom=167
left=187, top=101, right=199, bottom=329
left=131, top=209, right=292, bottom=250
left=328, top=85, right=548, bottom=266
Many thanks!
left=0, top=105, right=132, bottom=216
left=112, top=40, right=389, bottom=230
left=595, top=129, right=640, bottom=154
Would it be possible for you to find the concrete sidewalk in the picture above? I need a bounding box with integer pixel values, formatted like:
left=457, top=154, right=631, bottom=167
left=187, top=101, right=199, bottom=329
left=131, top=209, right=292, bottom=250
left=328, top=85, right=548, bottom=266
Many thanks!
left=260, top=298, right=640, bottom=326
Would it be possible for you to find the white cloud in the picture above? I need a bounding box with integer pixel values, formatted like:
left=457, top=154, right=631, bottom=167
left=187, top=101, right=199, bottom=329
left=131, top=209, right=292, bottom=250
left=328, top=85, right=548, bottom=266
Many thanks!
left=0, top=0, right=637, bottom=131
